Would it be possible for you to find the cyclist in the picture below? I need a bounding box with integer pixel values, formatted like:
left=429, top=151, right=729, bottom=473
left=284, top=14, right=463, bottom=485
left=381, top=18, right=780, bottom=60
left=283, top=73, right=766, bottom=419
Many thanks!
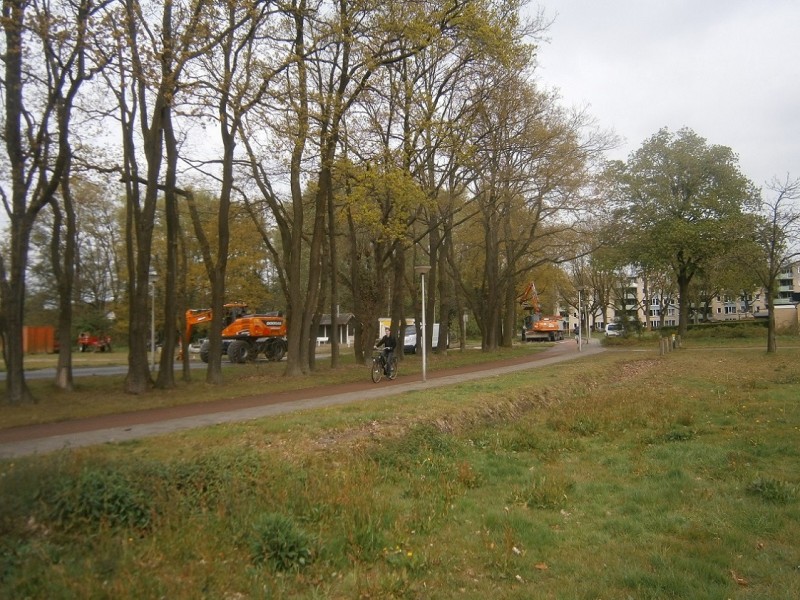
left=375, top=327, right=397, bottom=375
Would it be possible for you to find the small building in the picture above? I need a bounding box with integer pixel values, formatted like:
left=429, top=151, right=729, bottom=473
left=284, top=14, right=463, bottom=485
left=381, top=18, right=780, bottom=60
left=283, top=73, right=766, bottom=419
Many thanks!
left=317, top=313, right=356, bottom=346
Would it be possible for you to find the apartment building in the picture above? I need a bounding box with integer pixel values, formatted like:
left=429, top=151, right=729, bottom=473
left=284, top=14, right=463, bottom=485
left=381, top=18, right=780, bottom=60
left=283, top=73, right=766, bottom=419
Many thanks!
left=576, top=262, right=800, bottom=333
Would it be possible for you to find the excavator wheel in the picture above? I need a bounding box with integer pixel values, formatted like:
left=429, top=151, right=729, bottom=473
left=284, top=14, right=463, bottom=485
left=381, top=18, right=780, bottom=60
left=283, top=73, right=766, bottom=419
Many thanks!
left=248, top=345, right=261, bottom=362
left=199, top=339, right=210, bottom=363
left=265, top=339, right=286, bottom=362
left=227, top=339, right=252, bottom=364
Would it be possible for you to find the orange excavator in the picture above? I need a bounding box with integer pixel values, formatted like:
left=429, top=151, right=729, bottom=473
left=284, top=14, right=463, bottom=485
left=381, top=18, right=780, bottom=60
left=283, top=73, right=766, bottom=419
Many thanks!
left=182, top=302, right=288, bottom=363
left=518, top=281, right=564, bottom=342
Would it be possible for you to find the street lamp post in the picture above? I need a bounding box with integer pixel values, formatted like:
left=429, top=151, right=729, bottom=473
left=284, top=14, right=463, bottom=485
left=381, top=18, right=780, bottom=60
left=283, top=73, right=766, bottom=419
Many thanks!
left=149, top=270, right=158, bottom=373
left=415, top=265, right=431, bottom=382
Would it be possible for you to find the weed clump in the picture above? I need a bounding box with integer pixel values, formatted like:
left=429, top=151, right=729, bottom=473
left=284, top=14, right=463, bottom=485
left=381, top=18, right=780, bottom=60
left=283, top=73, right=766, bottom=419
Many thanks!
left=512, top=475, right=573, bottom=510
left=248, top=512, right=313, bottom=571
left=747, top=478, right=798, bottom=504
left=44, top=467, right=153, bottom=531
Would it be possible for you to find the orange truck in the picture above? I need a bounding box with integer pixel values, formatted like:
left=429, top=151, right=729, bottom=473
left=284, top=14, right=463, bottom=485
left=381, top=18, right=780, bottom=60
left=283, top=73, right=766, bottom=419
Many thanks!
left=518, top=281, right=565, bottom=342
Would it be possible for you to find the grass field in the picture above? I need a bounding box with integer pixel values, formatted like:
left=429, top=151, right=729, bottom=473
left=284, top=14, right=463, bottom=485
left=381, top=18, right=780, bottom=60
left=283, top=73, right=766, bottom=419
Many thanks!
left=1, top=335, right=799, bottom=598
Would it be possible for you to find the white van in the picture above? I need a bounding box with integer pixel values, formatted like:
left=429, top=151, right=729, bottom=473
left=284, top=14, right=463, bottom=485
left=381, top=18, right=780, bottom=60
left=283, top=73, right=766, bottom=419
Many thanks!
left=605, top=323, right=624, bottom=337
left=403, top=324, right=446, bottom=353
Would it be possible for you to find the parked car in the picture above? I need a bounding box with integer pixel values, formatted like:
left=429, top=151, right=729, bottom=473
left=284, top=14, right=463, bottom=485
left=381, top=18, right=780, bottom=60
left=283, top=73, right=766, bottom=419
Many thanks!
left=189, top=338, right=207, bottom=354
left=605, top=323, right=624, bottom=337
left=403, top=324, right=447, bottom=353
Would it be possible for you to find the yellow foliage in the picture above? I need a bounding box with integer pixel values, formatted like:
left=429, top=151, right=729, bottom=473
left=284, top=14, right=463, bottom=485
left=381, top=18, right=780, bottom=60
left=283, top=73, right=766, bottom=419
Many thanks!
left=336, top=159, right=431, bottom=245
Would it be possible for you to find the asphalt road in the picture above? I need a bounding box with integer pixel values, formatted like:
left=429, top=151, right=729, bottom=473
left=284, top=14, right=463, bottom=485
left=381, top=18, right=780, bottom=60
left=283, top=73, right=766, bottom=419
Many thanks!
left=0, top=361, right=207, bottom=381
left=0, top=341, right=605, bottom=459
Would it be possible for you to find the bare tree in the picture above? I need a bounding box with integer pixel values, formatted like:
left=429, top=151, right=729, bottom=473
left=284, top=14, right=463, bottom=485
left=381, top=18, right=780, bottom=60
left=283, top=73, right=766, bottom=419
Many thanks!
left=1, top=0, right=108, bottom=402
left=456, top=71, right=611, bottom=350
left=99, top=0, right=246, bottom=393
left=748, top=175, right=800, bottom=352
left=181, top=0, right=281, bottom=384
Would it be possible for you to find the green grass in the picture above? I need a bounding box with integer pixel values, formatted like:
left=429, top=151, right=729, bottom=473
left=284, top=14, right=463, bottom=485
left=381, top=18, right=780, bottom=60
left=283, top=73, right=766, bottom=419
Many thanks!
left=1, top=337, right=799, bottom=598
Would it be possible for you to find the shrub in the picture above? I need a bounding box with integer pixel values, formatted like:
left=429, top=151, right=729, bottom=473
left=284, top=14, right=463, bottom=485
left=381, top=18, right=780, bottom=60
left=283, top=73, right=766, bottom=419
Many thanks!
left=680, top=321, right=767, bottom=339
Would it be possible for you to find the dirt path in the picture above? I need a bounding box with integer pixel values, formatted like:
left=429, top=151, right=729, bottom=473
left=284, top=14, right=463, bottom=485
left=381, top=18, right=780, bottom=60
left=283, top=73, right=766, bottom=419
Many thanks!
left=0, top=341, right=604, bottom=459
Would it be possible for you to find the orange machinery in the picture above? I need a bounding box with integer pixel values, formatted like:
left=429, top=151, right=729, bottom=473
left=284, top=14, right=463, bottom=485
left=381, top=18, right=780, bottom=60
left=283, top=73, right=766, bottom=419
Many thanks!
left=183, top=302, right=288, bottom=363
left=517, top=282, right=565, bottom=342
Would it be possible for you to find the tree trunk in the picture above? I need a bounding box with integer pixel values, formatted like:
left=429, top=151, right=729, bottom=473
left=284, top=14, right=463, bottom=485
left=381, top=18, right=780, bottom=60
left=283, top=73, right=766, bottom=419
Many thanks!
left=282, top=4, right=309, bottom=377
left=481, top=204, right=501, bottom=351
left=2, top=3, right=37, bottom=404
left=766, top=290, right=777, bottom=353
left=675, top=255, right=695, bottom=337
left=156, top=111, right=180, bottom=389
left=502, top=282, right=517, bottom=348
left=391, top=246, right=407, bottom=355
left=435, top=238, right=451, bottom=354
left=2, top=267, right=34, bottom=404
left=327, top=174, right=341, bottom=368
left=51, top=187, right=77, bottom=392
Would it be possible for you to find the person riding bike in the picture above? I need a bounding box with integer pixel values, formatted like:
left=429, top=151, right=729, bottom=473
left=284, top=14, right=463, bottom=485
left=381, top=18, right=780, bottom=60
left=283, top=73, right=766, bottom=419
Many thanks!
left=375, top=327, right=397, bottom=375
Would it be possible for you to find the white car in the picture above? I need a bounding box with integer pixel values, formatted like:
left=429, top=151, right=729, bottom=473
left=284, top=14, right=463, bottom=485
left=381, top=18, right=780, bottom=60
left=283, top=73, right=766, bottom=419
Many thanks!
left=605, top=323, right=624, bottom=337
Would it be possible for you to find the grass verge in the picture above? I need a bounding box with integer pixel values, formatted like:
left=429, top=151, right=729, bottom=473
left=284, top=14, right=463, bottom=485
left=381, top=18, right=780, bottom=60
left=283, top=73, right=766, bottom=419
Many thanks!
left=1, top=339, right=799, bottom=598
left=1, top=342, right=544, bottom=429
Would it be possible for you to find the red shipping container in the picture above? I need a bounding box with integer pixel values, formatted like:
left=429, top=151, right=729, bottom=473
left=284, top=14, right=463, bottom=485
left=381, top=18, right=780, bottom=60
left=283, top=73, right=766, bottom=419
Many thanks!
left=23, top=326, right=57, bottom=354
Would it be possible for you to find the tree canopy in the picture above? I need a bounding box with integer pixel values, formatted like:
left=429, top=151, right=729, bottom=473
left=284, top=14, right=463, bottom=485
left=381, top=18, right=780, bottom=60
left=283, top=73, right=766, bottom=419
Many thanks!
left=611, top=127, right=760, bottom=334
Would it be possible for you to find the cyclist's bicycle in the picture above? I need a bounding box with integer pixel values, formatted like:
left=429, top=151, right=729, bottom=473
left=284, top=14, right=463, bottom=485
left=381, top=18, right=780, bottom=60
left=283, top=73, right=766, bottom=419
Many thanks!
left=371, top=350, right=398, bottom=383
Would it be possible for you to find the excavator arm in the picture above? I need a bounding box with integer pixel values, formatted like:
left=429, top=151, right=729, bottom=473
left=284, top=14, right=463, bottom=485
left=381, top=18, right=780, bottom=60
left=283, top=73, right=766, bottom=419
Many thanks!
left=517, top=282, right=541, bottom=314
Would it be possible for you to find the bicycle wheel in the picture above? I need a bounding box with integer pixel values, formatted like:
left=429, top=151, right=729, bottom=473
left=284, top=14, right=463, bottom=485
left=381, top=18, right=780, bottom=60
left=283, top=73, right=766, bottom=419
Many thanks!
left=371, top=357, right=383, bottom=383
left=387, top=356, right=398, bottom=380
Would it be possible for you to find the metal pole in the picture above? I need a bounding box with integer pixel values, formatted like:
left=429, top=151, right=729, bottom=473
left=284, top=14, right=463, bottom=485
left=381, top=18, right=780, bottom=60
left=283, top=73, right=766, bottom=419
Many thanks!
left=415, top=265, right=431, bottom=382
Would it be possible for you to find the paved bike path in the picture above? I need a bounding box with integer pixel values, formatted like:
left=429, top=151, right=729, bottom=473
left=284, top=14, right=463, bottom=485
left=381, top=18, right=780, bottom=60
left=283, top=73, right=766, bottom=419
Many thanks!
left=0, top=342, right=604, bottom=459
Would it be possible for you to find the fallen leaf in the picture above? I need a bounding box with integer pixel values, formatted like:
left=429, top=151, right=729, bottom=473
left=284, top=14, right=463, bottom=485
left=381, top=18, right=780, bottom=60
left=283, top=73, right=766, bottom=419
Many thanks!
left=730, top=570, right=748, bottom=586
left=535, top=563, right=549, bottom=570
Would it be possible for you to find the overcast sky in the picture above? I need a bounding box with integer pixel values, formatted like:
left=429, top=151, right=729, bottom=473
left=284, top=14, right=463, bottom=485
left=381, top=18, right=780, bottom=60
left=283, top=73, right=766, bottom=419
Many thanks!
left=533, top=0, right=799, bottom=189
